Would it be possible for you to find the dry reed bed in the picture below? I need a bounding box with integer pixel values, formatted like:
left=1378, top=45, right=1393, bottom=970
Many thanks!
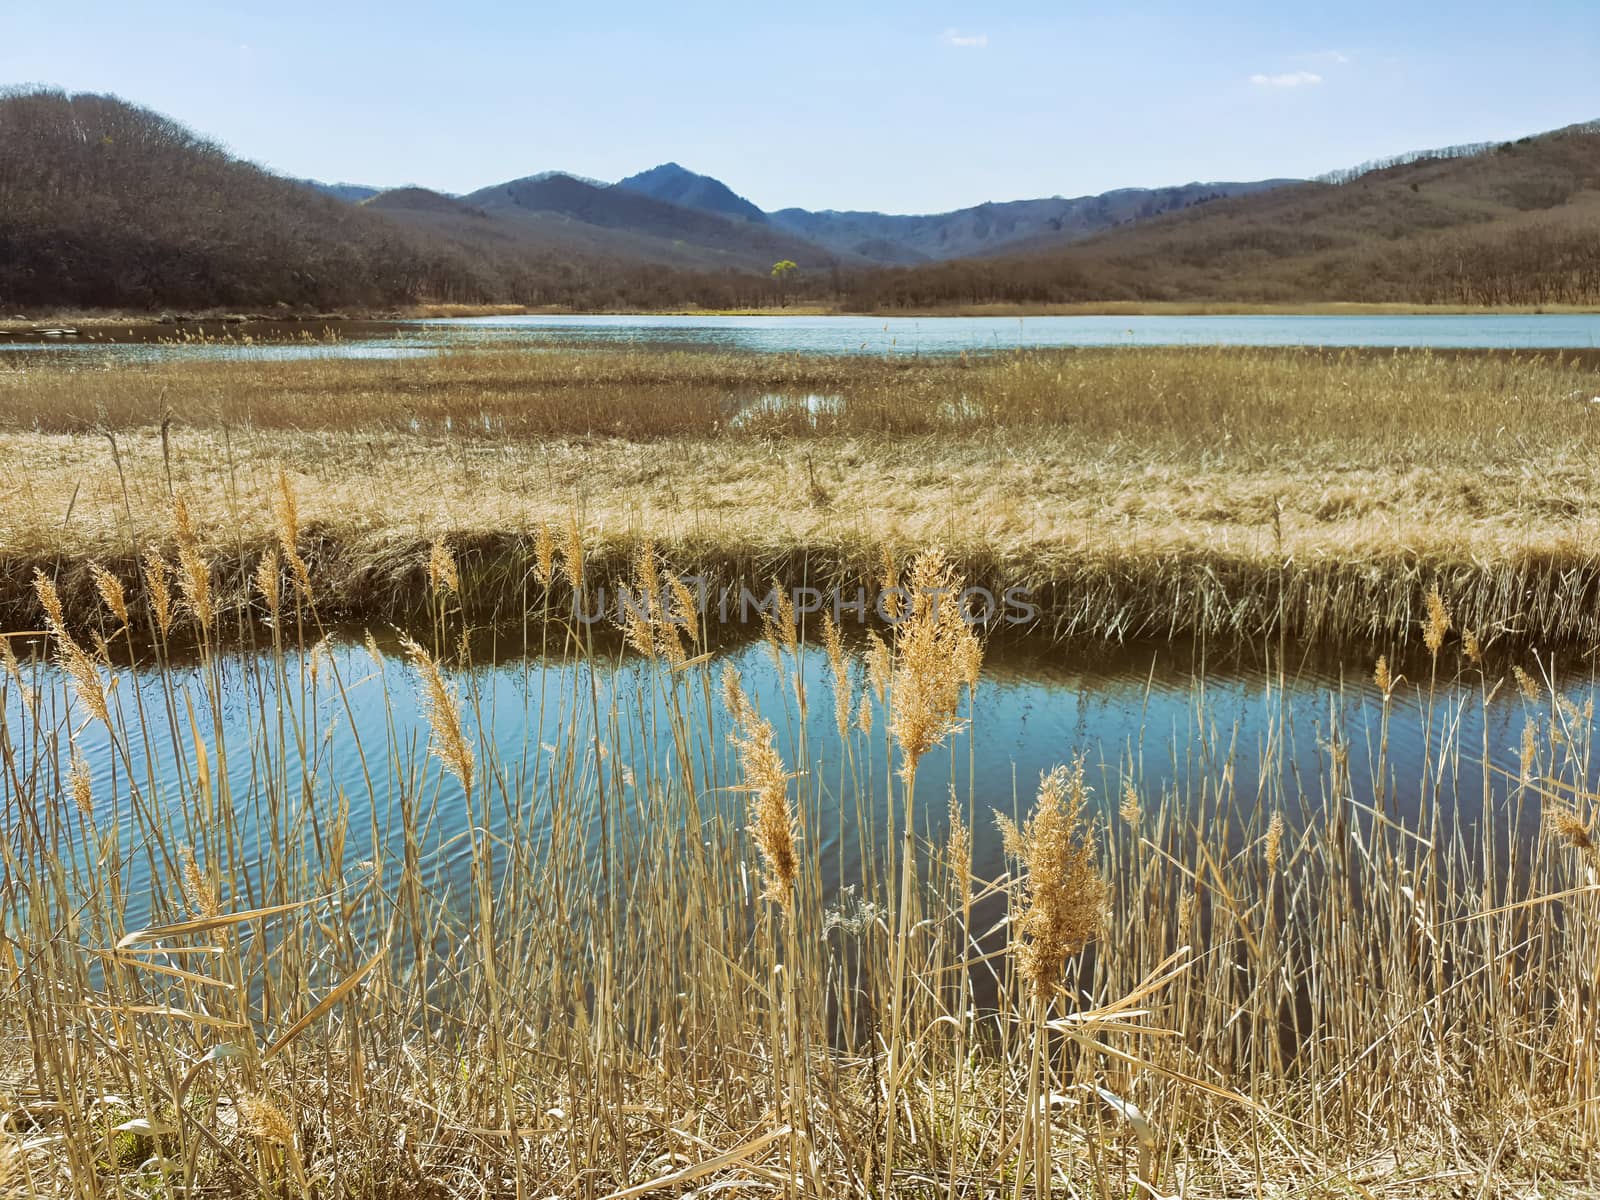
left=3, top=396, right=1600, bottom=641
left=4, top=500, right=1600, bottom=1196
left=4, top=342, right=1600, bottom=647
left=3, top=342, right=1597, bottom=440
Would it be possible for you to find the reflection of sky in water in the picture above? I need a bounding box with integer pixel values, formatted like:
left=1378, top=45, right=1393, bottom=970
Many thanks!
left=2, top=312, right=1598, bottom=363
left=6, top=635, right=1593, bottom=941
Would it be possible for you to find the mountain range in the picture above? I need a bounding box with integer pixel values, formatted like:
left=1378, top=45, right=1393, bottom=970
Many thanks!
left=3, top=88, right=1597, bottom=312
left=313, top=160, right=1295, bottom=269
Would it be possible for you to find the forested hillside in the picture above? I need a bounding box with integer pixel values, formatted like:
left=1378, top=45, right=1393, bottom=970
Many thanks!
left=846, top=122, right=1600, bottom=308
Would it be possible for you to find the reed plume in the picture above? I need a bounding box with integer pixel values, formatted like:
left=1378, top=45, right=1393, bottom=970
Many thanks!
left=999, top=760, right=1108, bottom=1002
left=1120, top=781, right=1140, bottom=831
left=865, top=632, right=890, bottom=704
left=725, top=667, right=797, bottom=906
left=1265, top=811, right=1284, bottom=872
left=889, top=550, right=978, bottom=778
left=239, top=1094, right=309, bottom=1189
left=1423, top=585, right=1451, bottom=657
left=239, top=1095, right=295, bottom=1145
left=179, top=847, right=220, bottom=919
left=255, top=550, right=282, bottom=618
left=34, top=571, right=108, bottom=726
left=1550, top=809, right=1600, bottom=873
left=668, top=573, right=701, bottom=647
left=33, top=569, right=64, bottom=631
left=619, top=544, right=687, bottom=664
left=428, top=539, right=461, bottom=597
left=947, top=789, right=971, bottom=906
left=68, top=751, right=92, bottom=820
left=89, top=564, right=128, bottom=627
left=721, top=662, right=751, bottom=729
left=621, top=590, right=657, bottom=661
left=142, top=549, right=175, bottom=640
left=400, top=634, right=475, bottom=795
left=171, top=494, right=214, bottom=628
left=533, top=523, right=556, bottom=588
left=821, top=612, right=851, bottom=738
left=879, top=545, right=903, bottom=621
left=272, top=471, right=314, bottom=604
left=561, top=515, right=585, bottom=591
left=761, top=578, right=798, bottom=671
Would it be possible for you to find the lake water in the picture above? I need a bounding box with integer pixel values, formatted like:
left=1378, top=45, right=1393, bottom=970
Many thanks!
left=3, top=312, right=1598, bottom=363
left=3, top=633, right=1583, bottom=935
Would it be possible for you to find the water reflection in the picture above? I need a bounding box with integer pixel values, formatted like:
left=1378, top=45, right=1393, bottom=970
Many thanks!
left=4, top=633, right=1591, bottom=938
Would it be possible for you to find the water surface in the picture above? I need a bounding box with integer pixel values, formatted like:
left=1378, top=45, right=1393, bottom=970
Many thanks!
left=2, top=312, right=1597, bottom=364
left=4, top=635, right=1585, bottom=935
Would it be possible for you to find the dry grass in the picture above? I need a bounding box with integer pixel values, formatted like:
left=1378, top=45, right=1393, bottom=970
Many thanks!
left=2, top=345, right=1599, bottom=642
left=4, top=501, right=1600, bottom=1197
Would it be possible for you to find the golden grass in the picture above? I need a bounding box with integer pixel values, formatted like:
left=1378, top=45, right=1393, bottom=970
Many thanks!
left=5, top=493, right=1600, bottom=1196
left=2, top=344, right=1600, bottom=643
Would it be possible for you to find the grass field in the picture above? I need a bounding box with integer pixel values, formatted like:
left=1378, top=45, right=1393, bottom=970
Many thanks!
left=3, top=344, right=1600, bottom=643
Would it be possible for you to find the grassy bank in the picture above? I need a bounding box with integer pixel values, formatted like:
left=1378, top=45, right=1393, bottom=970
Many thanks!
left=3, top=345, right=1599, bottom=643
left=4, top=533, right=1600, bottom=1196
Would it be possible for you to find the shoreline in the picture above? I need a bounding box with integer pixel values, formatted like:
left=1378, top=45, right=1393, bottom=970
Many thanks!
left=12, top=533, right=1600, bottom=653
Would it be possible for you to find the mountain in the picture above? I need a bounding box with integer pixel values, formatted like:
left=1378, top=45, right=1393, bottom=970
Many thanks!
left=614, top=164, right=1296, bottom=263
left=845, top=121, right=1600, bottom=308
left=459, top=172, right=837, bottom=269
left=617, top=163, right=767, bottom=224
left=769, top=182, right=1295, bottom=263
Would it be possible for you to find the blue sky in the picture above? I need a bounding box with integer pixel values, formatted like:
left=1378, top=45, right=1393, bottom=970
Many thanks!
left=5, top=1, right=1596, bottom=213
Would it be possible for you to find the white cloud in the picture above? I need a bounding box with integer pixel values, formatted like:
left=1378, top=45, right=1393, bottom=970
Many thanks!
left=942, top=30, right=989, bottom=49
left=1250, top=70, right=1323, bottom=88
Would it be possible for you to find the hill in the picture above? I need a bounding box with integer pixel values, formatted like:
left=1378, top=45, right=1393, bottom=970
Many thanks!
left=847, top=122, right=1600, bottom=307
left=770, top=181, right=1293, bottom=263
left=305, top=180, right=383, bottom=203
left=460, top=172, right=838, bottom=269
left=0, top=89, right=518, bottom=310
left=361, top=186, right=480, bottom=217
left=616, top=162, right=768, bottom=224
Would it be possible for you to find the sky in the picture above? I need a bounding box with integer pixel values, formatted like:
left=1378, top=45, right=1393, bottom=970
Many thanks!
left=5, top=1, right=1598, bottom=214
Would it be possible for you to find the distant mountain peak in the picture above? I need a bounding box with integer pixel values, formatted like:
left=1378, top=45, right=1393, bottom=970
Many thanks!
left=616, top=163, right=768, bottom=225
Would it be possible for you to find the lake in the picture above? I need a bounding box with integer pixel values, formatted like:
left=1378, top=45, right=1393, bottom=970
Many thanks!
left=2, top=311, right=1598, bottom=363
left=2, top=631, right=1580, bottom=937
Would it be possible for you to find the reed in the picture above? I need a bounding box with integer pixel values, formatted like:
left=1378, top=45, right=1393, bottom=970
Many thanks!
left=3, top=399, right=1600, bottom=1197
left=5, top=345, right=1600, bottom=646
